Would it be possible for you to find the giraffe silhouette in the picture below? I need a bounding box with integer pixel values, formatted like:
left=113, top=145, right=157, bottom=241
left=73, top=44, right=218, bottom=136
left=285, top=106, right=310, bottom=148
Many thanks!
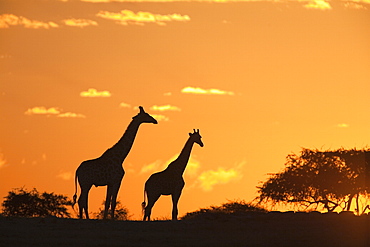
left=142, top=129, right=203, bottom=221
left=72, top=106, right=157, bottom=219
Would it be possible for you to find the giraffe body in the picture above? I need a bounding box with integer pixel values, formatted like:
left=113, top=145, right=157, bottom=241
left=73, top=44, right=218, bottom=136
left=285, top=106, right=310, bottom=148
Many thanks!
left=142, top=129, right=203, bottom=221
left=73, top=106, right=157, bottom=219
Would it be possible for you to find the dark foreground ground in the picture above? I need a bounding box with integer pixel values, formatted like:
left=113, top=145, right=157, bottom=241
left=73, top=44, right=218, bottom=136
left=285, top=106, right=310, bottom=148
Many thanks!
left=1, top=212, right=369, bottom=247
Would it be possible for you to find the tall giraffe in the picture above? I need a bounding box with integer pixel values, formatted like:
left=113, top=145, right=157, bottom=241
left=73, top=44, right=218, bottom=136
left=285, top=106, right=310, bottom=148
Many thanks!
left=142, top=129, right=204, bottom=221
left=72, top=106, right=157, bottom=219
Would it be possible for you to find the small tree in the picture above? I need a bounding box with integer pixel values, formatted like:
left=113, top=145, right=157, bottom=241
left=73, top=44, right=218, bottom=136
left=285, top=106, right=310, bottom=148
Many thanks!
left=94, top=200, right=131, bottom=220
left=257, top=148, right=370, bottom=214
left=1, top=188, right=72, bottom=218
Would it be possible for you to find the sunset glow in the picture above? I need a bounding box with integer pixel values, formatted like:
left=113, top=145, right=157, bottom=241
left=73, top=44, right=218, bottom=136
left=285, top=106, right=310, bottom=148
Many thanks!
left=1, top=0, right=369, bottom=220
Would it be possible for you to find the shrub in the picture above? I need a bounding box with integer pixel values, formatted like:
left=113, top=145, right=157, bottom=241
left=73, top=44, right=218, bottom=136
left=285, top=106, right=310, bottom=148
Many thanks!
left=1, top=187, right=72, bottom=218
left=181, top=200, right=268, bottom=220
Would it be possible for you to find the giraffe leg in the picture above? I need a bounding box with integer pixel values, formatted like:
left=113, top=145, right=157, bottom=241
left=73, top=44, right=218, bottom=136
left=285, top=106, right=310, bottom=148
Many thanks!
left=110, top=185, right=121, bottom=220
left=143, top=192, right=160, bottom=221
left=78, top=185, right=91, bottom=219
left=104, top=185, right=113, bottom=220
left=171, top=191, right=182, bottom=221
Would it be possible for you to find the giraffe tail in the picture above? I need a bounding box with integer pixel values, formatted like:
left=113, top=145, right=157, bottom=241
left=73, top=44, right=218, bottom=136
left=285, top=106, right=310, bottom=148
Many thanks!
left=72, top=170, right=78, bottom=209
left=141, top=188, right=147, bottom=214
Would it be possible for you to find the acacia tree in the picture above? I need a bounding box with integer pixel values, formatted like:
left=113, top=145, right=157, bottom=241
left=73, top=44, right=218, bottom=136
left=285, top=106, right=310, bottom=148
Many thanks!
left=256, top=148, right=370, bottom=214
left=1, top=188, right=72, bottom=218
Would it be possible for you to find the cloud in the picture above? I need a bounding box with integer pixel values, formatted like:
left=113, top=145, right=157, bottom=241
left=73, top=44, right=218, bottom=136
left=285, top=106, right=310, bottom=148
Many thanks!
left=140, top=155, right=200, bottom=175
left=140, top=160, right=163, bottom=174
left=0, top=153, right=8, bottom=169
left=119, top=102, right=132, bottom=108
left=150, top=105, right=181, bottom=112
left=303, top=0, right=332, bottom=10
left=96, top=10, right=190, bottom=26
left=57, top=112, right=86, bottom=118
left=185, top=156, right=201, bottom=177
left=198, top=167, right=243, bottom=191
left=343, top=2, right=368, bottom=9
left=57, top=171, right=73, bottom=180
left=0, top=14, right=59, bottom=29
left=80, top=88, right=111, bottom=97
left=120, top=105, right=169, bottom=120
left=181, top=87, right=235, bottom=95
left=336, top=123, right=349, bottom=128
left=25, top=107, right=61, bottom=116
left=25, top=106, right=85, bottom=118
left=151, top=114, right=170, bottom=122
left=62, top=18, right=98, bottom=27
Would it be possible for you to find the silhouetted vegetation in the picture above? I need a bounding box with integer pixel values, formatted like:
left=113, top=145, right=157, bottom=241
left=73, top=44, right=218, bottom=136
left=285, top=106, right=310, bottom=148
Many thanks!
left=181, top=200, right=268, bottom=220
left=94, top=200, right=132, bottom=220
left=257, top=148, right=370, bottom=214
left=1, top=188, right=72, bottom=218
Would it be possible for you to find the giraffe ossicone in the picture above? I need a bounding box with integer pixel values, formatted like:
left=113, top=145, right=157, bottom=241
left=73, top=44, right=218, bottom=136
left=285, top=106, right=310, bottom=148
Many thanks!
left=142, top=129, right=204, bottom=221
left=72, top=106, right=157, bottom=219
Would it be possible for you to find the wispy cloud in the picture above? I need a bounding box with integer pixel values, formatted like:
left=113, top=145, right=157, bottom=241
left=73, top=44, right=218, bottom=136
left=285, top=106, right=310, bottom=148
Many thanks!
left=62, top=18, right=98, bottom=27
left=303, top=0, right=332, bottom=10
left=0, top=14, right=59, bottom=29
left=342, top=1, right=368, bottom=9
left=25, top=107, right=61, bottom=116
left=119, top=104, right=170, bottom=120
left=140, top=155, right=200, bottom=175
left=57, top=112, right=86, bottom=118
left=96, top=10, right=190, bottom=26
left=198, top=167, right=243, bottom=191
left=185, top=156, right=201, bottom=177
left=140, top=160, right=163, bottom=174
left=80, top=88, right=111, bottom=97
left=181, top=86, right=235, bottom=95
left=151, top=114, right=169, bottom=122
left=25, top=106, right=86, bottom=118
left=150, top=105, right=181, bottom=112
left=119, top=102, right=132, bottom=108
left=57, top=171, right=73, bottom=180
left=0, top=153, right=8, bottom=169
left=336, top=123, right=350, bottom=128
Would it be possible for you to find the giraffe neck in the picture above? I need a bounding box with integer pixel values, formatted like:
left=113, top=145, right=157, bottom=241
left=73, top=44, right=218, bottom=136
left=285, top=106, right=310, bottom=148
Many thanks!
left=169, top=137, right=194, bottom=176
left=103, top=119, right=141, bottom=164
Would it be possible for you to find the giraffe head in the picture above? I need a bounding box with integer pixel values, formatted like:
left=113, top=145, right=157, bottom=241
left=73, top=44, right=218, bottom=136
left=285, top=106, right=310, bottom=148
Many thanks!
left=189, top=129, right=204, bottom=147
left=133, top=106, right=158, bottom=124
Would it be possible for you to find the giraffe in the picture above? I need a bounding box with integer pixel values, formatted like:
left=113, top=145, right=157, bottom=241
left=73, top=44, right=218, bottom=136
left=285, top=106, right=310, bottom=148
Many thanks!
left=72, top=106, right=157, bottom=219
left=142, top=129, right=204, bottom=221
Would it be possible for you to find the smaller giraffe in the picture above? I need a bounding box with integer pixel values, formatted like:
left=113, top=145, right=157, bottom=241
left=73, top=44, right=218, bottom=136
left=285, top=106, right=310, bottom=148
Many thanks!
left=142, top=129, right=204, bottom=221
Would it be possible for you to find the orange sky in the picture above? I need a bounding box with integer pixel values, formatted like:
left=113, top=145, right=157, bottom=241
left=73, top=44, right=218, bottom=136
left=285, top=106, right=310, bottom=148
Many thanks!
left=1, top=0, right=369, bottom=220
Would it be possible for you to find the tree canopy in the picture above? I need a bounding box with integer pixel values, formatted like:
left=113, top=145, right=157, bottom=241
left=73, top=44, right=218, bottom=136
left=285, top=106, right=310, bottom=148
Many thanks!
left=256, top=148, right=370, bottom=214
left=1, top=188, right=72, bottom=218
